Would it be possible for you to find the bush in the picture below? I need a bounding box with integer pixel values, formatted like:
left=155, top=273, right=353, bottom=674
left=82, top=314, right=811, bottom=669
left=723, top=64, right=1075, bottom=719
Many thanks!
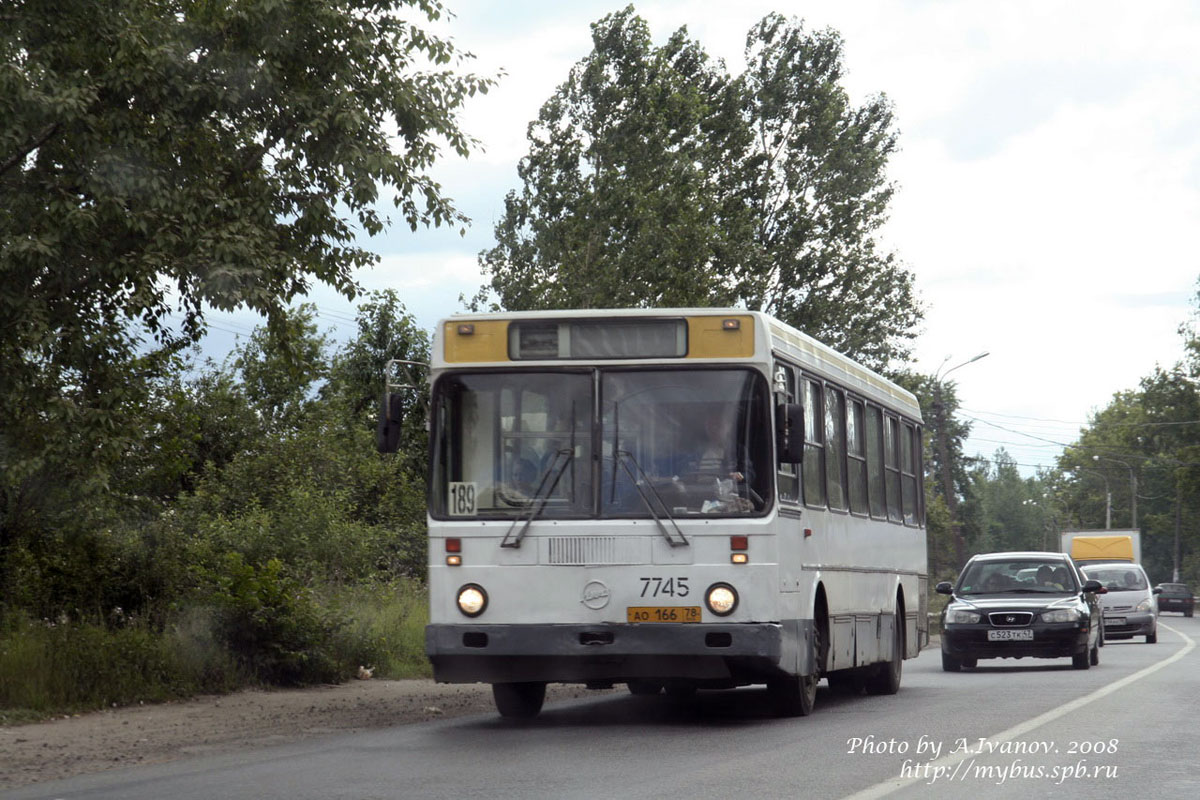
left=204, top=553, right=346, bottom=686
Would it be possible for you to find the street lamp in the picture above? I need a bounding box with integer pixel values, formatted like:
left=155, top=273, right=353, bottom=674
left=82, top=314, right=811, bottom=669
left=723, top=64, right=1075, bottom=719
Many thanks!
left=1093, top=455, right=1138, bottom=530
left=1071, top=468, right=1111, bottom=530
left=932, top=351, right=990, bottom=570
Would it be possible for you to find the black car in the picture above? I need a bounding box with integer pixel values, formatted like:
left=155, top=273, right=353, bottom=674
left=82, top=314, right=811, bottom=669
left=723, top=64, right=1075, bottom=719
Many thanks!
left=1154, top=583, right=1195, bottom=617
left=937, top=551, right=1104, bottom=671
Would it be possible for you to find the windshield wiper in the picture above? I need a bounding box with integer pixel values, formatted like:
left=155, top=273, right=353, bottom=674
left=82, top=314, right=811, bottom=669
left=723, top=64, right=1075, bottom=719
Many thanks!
left=615, top=450, right=688, bottom=547
left=500, top=448, right=575, bottom=548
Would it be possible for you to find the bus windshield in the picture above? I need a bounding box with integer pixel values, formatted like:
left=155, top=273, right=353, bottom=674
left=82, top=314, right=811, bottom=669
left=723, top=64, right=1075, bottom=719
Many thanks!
left=601, top=369, right=771, bottom=518
left=430, top=368, right=772, bottom=519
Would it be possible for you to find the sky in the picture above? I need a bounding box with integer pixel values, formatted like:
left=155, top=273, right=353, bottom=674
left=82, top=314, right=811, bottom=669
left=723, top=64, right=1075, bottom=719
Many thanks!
left=202, top=0, right=1200, bottom=476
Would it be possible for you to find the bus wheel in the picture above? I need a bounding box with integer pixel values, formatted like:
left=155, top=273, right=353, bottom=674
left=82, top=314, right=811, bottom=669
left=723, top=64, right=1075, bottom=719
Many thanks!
left=627, top=680, right=663, bottom=696
left=769, top=672, right=817, bottom=717
left=492, top=682, right=547, bottom=719
left=866, top=612, right=903, bottom=695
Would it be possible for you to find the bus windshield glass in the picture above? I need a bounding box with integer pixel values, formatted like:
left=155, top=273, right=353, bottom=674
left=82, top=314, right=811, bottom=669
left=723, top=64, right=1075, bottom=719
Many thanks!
left=430, top=368, right=772, bottom=519
left=602, top=369, right=771, bottom=518
left=431, top=372, right=593, bottom=519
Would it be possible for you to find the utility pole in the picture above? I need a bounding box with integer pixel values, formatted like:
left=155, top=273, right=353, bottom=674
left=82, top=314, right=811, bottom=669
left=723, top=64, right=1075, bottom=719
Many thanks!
left=1093, top=455, right=1137, bottom=530
left=932, top=352, right=989, bottom=572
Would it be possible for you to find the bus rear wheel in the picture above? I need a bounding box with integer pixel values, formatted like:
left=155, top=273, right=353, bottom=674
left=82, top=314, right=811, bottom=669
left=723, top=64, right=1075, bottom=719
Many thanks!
left=492, top=681, right=547, bottom=719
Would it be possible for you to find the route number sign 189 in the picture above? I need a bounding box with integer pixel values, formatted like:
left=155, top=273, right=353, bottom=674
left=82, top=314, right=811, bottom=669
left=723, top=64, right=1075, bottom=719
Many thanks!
left=448, top=482, right=477, bottom=516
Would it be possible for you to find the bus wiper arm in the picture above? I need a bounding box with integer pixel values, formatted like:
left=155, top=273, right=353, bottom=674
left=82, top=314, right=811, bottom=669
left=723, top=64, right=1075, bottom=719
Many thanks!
left=501, top=448, right=574, bottom=548
left=616, top=450, right=688, bottom=547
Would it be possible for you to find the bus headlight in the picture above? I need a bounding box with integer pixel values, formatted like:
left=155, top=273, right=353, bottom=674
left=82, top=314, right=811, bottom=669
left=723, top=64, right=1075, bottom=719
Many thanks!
left=457, top=584, right=488, bottom=617
left=706, top=583, right=738, bottom=616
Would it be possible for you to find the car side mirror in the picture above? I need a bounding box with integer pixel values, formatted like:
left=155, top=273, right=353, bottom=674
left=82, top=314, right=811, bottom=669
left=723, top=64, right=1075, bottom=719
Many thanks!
left=775, top=402, right=804, bottom=464
left=935, top=581, right=954, bottom=595
left=1153, top=586, right=1163, bottom=594
left=1082, top=579, right=1103, bottom=594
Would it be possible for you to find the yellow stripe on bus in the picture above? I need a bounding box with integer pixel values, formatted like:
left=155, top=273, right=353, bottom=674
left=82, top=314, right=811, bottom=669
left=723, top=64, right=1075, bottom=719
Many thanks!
left=443, top=320, right=509, bottom=363
left=687, top=315, right=755, bottom=359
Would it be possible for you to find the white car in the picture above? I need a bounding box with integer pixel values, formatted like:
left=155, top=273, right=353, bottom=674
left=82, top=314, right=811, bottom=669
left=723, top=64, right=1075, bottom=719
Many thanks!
left=1079, top=563, right=1159, bottom=644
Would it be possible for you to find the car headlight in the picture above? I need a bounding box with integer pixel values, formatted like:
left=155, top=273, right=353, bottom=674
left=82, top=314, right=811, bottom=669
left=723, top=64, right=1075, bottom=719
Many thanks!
left=946, top=609, right=981, bottom=624
left=1136, top=598, right=1154, bottom=612
left=1041, top=608, right=1081, bottom=623
left=457, top=584, right=488, bottom=617
left=705, top=583, right=738, bottom=616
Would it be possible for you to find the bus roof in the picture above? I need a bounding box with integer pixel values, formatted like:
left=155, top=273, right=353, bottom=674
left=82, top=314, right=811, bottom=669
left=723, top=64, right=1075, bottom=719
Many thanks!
left=431, top=308, right=922, bottom=421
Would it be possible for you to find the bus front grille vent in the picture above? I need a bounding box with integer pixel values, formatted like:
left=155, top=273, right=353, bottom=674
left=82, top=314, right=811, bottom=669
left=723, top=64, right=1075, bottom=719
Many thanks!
left=547, top=536, right=644, bottom=566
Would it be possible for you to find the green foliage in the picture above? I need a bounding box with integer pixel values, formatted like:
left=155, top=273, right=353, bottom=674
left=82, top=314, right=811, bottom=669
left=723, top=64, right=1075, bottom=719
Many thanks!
left=1, top=294, right=433, bottom=713
left=475, top=6, right=920, bottom=370
left=0, top=613, right=239, bottom=715
left=203, top=553, right=342, bottom=686
left=1, top=0, right=491, bottom=562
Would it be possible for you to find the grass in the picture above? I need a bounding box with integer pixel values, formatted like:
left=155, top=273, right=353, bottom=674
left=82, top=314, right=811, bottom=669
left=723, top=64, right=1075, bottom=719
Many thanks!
left=0, top=578, right=431, bottom=722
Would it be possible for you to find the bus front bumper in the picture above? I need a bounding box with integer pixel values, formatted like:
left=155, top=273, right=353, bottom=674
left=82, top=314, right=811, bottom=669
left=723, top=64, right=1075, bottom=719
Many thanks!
left=426, top=622, right=796, bottom=685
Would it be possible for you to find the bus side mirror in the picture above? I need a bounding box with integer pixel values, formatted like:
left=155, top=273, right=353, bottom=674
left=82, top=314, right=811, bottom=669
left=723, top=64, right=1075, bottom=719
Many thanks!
left=776, top=402, right=804, bottom=464
left=376, top=392, right=405, bottom=453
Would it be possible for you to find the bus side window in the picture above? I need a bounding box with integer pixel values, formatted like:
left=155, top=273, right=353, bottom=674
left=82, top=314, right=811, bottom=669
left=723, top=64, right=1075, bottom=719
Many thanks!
left=825, top=385, right=847, bottom=511
left=847, top=398, right=869, bottom=515
left=776, top=364, right=800, bottom=504
left=901, top=421, right=920, bottom=525
left=865, top=404, right=886, bottom=519
left=802, top=379, right=826, bottom=508
left=884, top=415, right=902, bottom=523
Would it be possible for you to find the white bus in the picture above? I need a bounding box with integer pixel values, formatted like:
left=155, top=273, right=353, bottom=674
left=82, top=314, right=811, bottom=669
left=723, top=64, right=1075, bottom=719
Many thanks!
left=379, top=309, right=927, bottom=718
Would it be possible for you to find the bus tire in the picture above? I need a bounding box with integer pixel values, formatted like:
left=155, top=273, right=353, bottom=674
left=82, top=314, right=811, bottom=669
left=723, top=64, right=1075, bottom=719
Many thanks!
left=492, top=681, right=547, bottom=719
left=866, top=609, right=903, bottom=695
left=769, top=672, right=817, bottom=717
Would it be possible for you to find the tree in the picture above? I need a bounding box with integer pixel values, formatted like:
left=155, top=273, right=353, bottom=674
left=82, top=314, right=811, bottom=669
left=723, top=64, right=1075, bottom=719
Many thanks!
left=737, top=14, right=919, bottom=366
left=475, top=8, right=747, bottom=312
left=474, top=7, right=921, bottom=370
left=1, top=0, right=491, bottom=559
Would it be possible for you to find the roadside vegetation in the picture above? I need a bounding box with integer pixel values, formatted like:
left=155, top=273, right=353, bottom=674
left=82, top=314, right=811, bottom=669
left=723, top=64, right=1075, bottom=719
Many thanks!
left=0, top=296, right=434, bottom=720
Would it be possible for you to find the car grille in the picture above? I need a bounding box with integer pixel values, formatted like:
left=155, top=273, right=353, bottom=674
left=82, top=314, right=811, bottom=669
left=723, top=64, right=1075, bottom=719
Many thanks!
left=988, top=611, right=1034, bottom=627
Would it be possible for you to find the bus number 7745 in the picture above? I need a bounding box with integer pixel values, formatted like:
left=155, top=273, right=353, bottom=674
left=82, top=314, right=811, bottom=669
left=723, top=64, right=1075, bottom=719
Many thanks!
left=640, top=577, right=690, bottom=598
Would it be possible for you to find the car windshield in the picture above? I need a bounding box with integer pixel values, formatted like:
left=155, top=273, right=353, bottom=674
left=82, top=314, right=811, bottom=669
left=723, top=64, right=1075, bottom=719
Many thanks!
left=1082, top=566, right=1148, bottom=591
left=958, top=560, right=1078, bottom=595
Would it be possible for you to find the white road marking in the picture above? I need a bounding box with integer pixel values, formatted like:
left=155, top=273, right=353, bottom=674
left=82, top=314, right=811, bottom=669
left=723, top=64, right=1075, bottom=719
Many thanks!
left=841, top=622, right=1196, bottom=799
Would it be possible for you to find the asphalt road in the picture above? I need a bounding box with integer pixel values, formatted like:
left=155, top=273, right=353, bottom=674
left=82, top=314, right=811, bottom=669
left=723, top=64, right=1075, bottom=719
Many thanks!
left=6, top=617, right=1197, bottom=800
